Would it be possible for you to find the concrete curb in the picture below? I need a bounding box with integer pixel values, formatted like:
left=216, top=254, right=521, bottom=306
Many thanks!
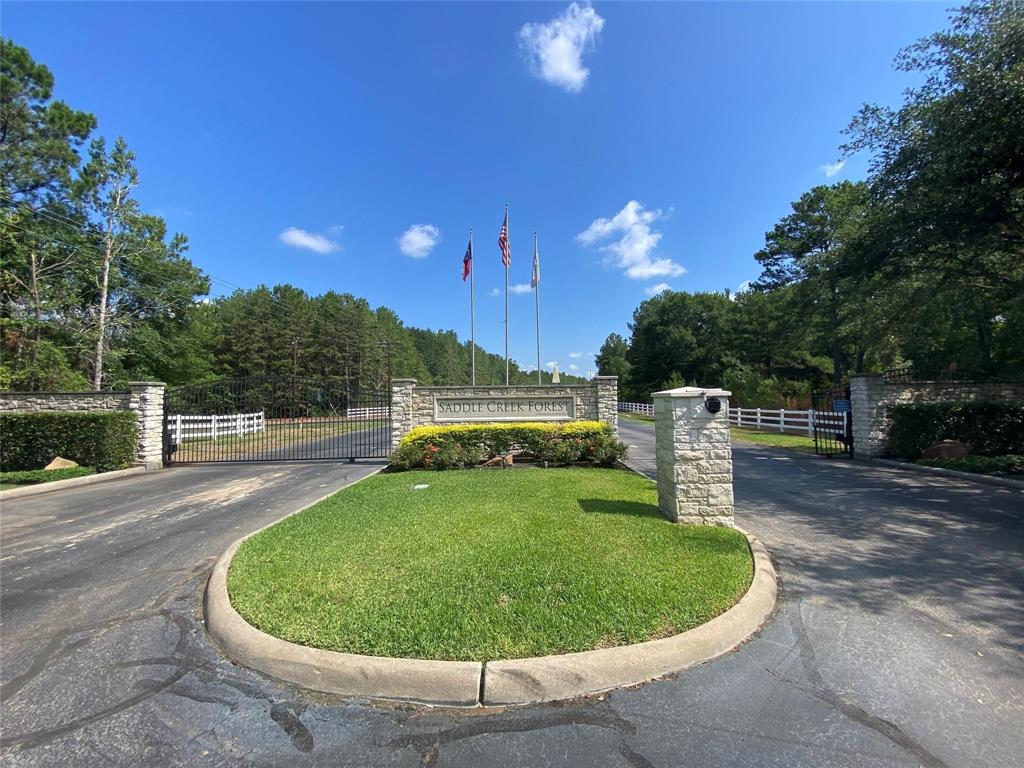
left=205, top=536, right=482, bottom=707
left=205, top=475, right=778, bottom=707
left=204, top=466, right=482, bottom=708
left=483, top=529, right=777, bottom=705
left=861, top=457, right=1024, bottom=491
left=0, top=466, right=151, bottom=501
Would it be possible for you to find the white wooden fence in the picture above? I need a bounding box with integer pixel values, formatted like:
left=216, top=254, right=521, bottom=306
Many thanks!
left=618, top=401, right=839, bottom=437
left=345, top=406, right=389, bottom=419
left=167, top=412, right=265, bottom=443
left=729, top=407, right=822, bottom=436
left=618, top=401, right=654, bottom=416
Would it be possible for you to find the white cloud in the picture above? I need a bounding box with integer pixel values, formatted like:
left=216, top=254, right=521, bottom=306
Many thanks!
left=645, top=282, right=671, bottom=296
left=568, top=352, right=582, bottom=358
left=546, top=361, right=558, bottom=369
left=819, top=159, right=846, bottom=178
left=397, top=224, right=441, bottom=258
left=518, top=2, right=605, bottom=93
left=729, top=280, right=754, bottom=301
left=569, top=364, right=579, bottom=371
left=488, top=288, right=501, bottom=297
left=509, top=283, right=533, bottom=294
left=278, top=227, right=340, bottom=254
left=576, top=200, right=686, bottom=280
left=328, top=224, right=344, bottom=235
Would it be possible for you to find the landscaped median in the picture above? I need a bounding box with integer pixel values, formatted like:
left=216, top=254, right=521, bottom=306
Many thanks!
left=206, top=465, right=777, bottom=707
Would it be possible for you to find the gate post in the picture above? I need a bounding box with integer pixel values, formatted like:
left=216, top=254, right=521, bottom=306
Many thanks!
left=850, top=374, right=885, bottom=457
left=653, top=386, right=734, bottom=527
left=594, top=375, right=619, bottom=434
left=390, top=379, right=417, bottom=452
left=127, top=382, right=166, bottom=469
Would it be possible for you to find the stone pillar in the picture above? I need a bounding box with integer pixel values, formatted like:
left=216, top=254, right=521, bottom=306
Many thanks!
left=653, top=386, right=733, bottom=527
left=127, top=382, right=165, bottom=469
left=850, top=374, right=887, bottom=457
left=594, top=376, right=618, bottom=433
left=390, top=378, right=417, bottom=451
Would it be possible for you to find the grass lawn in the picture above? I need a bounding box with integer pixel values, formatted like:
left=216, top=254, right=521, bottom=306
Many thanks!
left=228, top=468, right=753, bottom=661
left=620, top=413, right=817, bottom=453
left=0, top=466, right=96, bottom=490
left=618, top=411, right=655, bottom=424
left=916, top=454, right=1024, bottom=478
left=173, top=419, right=384, bottom=461
left=730, top=426, right=817, bottom=453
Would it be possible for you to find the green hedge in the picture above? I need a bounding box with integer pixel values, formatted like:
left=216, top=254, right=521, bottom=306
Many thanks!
left=885, top=401, right=1024, bottom=459
left=0, top=466, right=96, bottom=486
left=0, top=411, right=138, bottom=471
left=391, top=421, right=627, bottom=470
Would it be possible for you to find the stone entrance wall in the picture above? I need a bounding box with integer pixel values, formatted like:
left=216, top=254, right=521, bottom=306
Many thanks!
left=0, top=382, right=166, bottom=469
left=850, top=374, right=1024, bottom=457
left=390, top=377, right=618, bottom=450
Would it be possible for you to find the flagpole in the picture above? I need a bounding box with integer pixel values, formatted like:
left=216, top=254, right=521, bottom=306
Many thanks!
left=534, top=232, right=541, bottom=385
left=504, top=203, right=510, bottom=386
left=470, top=227, right=476, bottom=386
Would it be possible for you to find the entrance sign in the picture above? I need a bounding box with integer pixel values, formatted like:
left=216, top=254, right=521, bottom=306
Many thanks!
left=390, top=378, right=619, bottom=450
left=434, top=396, right=574, bottom=422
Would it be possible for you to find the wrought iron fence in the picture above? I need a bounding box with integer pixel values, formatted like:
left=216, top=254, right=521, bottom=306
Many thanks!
left=163, top=375, right=391, bottom=463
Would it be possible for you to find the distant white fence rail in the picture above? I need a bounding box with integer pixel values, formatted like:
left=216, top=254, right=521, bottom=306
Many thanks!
left=618, top=401, right=654, bottom=417
left=167, top=411, right=265, bottom=443
left=729, top=407, right=818, bottom=436
left=345, top=406, right=389, bottom=419
left=618, top=401, right=834, bottom=437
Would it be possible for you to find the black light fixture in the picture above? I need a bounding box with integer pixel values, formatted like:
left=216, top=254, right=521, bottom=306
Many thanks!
left=705, top=396, right=722, bottom=414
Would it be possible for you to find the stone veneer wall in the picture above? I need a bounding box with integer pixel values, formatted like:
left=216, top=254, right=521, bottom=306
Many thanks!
left=850, top=374, right=1024, bottom=457
left=0, top=382, right=166, bottom=469
left=390, top=376, right=618, bottom=450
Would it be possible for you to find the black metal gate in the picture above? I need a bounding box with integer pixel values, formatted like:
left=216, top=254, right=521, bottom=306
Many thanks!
left=811, top=384, right=853, bottom=458
left=163, top=376, right=391, bottom=464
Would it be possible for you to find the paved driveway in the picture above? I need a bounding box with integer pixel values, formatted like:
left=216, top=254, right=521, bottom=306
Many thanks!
left=1, top=425, right=1022, bottom=767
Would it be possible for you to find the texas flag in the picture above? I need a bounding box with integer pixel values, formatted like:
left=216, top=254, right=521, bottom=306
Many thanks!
left=462, top=236, right=473, bottom=281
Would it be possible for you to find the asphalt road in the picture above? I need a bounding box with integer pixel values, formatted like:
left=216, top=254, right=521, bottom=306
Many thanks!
left=1, top=422, right=1022, bottom=767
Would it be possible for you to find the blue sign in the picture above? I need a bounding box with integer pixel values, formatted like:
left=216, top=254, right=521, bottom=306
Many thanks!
left=833, top=399, right=851, bottom=413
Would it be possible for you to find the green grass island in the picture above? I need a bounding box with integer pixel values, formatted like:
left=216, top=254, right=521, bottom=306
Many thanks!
left=228, top=467, right=754, bottom=662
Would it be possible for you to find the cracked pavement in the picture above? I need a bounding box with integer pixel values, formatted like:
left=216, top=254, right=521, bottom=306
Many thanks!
left=1, top=422, right=1022, bottom=767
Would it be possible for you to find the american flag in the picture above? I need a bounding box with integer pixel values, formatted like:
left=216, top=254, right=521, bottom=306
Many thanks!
left=498, top=209, right=511, bottom=268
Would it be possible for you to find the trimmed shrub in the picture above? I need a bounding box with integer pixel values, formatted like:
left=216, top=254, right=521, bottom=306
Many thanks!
left=391, top=421, right=626, bottom=470
left=0, top=466, right=96, bottom=486
left=0, top=411, right=138, bottom=471
left=885, top=401, right=1024, bottom=459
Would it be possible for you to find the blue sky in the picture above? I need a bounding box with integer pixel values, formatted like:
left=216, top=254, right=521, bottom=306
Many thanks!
left=6, top=1, right=951, bottom=377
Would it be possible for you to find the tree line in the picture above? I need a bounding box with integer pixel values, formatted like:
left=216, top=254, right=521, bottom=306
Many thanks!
left=599, top=2, right=1023, bottom=406
left=0, top=39, right=584, bottom=393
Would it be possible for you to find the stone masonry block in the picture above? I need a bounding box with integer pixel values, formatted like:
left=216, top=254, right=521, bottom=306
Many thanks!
left=653, top=386, right=734, bottom=526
